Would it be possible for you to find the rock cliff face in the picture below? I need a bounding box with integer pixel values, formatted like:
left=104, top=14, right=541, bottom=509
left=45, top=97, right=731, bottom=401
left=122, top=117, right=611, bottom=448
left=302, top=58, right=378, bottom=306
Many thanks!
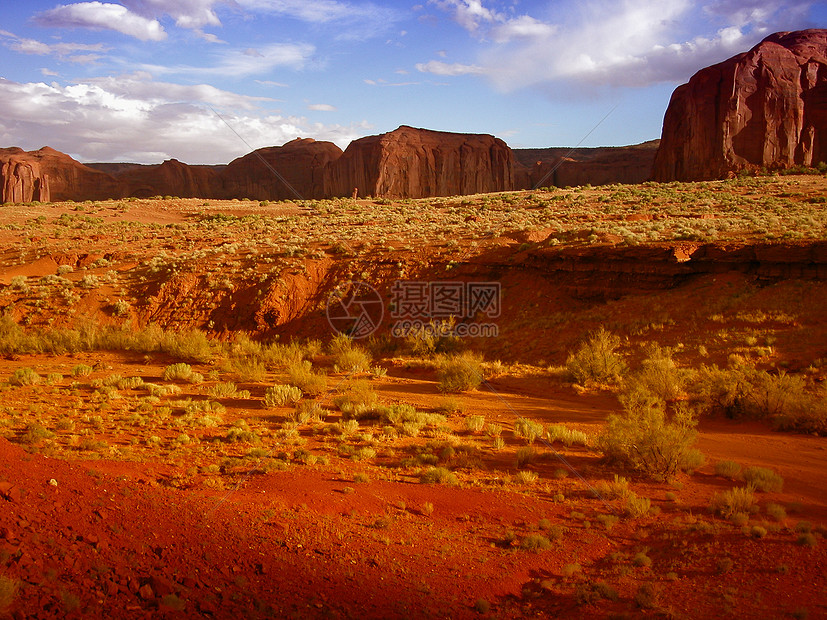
left=513, top=141, right=658, bottom=188
left=220, top=139, right=342, bottom=200
left=654, top=29, right=827, bottom=181
left=326, top=126, right=515, bottom=198
left=0, top=146, right=123, bottom=202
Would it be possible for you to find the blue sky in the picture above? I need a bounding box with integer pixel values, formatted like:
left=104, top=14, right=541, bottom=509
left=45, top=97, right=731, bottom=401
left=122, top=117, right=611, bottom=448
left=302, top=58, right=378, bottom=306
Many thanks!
left=0, top=0, right=824, bottom=164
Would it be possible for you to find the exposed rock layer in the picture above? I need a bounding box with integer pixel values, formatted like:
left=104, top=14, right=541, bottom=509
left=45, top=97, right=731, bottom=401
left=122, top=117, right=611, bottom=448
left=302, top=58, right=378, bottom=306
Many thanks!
left=654, top=29, right=827, bottom=181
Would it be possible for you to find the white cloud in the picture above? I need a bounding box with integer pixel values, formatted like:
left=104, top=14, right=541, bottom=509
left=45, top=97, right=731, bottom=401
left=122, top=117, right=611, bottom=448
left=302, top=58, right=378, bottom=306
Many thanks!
left=428, top=0, right=502, bottom=33
left=307, top=103, right=336, bottom=111
left=142, top=43, right=316, bottom=77
left=34, top=2, right=167, bottom=41
left=415, top=60, right=484, bottom=76
left=429, top=0, right=817, bottom=93
left=0, top=76, right=368, bottom=163
left=121, top=0, right=221, bottom=29
left=1, top=30, right=109, bottom=63
left=236, top=0, right=404, bottom=39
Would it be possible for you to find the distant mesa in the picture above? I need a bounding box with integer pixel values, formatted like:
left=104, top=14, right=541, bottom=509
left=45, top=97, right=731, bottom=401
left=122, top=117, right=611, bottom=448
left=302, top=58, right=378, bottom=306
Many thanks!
left=0, top=129, right=658, bottom=203
left=654, top=29, right=827, bottom=181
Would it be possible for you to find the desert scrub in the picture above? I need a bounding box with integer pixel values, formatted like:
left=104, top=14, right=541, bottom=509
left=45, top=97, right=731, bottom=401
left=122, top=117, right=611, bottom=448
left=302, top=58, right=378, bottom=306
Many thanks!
left=71, top=364, right=93, bottom=377
left=420, top=466, right=458, bottom=485
left=624, top=493, right=652, bottom=518
left=287, top=361, right=327, bottom=396
left=264, top=384, right=302, bottom=407
left=436, top=351, right=484, bottom=392
left=514, top=470, right=539, bottom=485
left=710, top=486, right=756, bottom=518
left=626, top=345, right=685, bottom=401
left=594, top=474, right=631, bottom=500
left=328, top=334, right=372, bottom=372
left=741, top=466, right=784, bottom=492
left=714, top=460, right=742, bottom=479
left=463, top=414, right=485, bottom=433
left=597, top=391, right=703, bottom=479
left=513, top=417, right=544, bottom=444
left=9, top=367, right=41, bottom=386
left=766, top=503, right=787, bottom=521
left=566, top=327, right=627, bottom=385
left=515, top=446, right=537, bottom=468
left=520, top=534, right=552, bottom=552
left=546, top=423, right=589, bottom=446
left=163, top=363, right=203, bottom=383
left=333, top=380, right=379, bottom=419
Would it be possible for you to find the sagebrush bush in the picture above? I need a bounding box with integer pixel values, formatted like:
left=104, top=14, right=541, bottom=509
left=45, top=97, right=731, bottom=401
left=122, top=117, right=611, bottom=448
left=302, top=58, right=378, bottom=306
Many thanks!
left=627, top=345, right=685, bottom=401
left=328, top=334, right=372, bottom=372
left=436, top=352, right=484, bottom=392
left=287, top=361, right=327, bottom=396
left=710, top=486, right=756, bottom=518
left=714, top=460, right=742, bottom=479
left=546, top=423, right=589, bottom=446
left=333, top=380, right=379, bottom=420
left=594, top=474, right=630, bottom=500
left=513, top=417, right=544, bottom=444
left=9, top=367, right=41, bottom=386
left=516, top=446, right=537, bottom=468
left=566, top=327, right=627, bottom=385
left=464, top=415, right=485, bottom=433
left=163, top=363, right=202, bottom=383
left=520, top=534, right=551, bottom=552
left=741, top=466, right=784, bottom=493
left=597, top=391, right=702, bottom=479
left=514, top=470, right=539, bottom=485
left=420, top=466, right=458, bottom=485
left=264, top=384, right=302, bottom=407
left=624, top=493, right=651, bottom=518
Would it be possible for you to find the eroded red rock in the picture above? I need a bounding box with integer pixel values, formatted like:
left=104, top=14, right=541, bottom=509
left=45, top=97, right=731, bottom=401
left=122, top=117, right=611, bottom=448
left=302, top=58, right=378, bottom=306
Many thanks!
left=654, top=29, right=827, bottom=181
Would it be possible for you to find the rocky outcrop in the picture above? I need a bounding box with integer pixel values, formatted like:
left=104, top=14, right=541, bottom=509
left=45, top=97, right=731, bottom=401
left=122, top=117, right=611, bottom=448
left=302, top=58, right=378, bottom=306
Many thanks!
left=513, top=141, right=659, bottom=188
left=325, top=126, right=515, bottom=198
left=219, top=139, right=342, bottom=200
left=1, top=150, right=50, bottom=203
left=115, top=160, right=222, bottom=199
left=0, top=146, right=122, bottom=202
left=654, top=29, right=827, bottom=181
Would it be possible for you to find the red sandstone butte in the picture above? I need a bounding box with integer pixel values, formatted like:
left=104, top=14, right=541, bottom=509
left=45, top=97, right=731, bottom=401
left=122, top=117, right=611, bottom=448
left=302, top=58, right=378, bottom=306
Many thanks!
left=325, top=125, right=515, bottom=199
left=654, top=29, right=827, bottom=181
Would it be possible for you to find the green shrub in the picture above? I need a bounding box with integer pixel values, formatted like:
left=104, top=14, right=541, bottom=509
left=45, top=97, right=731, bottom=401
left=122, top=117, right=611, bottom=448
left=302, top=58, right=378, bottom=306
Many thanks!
left=463, top=415, right=485, bottom=433
left=163, top=363, right=203, bottom=383
left=710, top=486, right=756, bottom=518
left=520, top=534, right=551, bottom=552
left=437, top=352, right=484, bottom=392
left=515, top=446, right=537, bottom=468
left=546, top=423, right=589, bottom=446
left=71, top=364, right=94, bottom=377
left=566, top=327, right=627, bottom=384
left=264, top=384, right=302, bottom=407
left=633, top=551, right=652, bottom=567
left=597, top=392, right=702, bottom=479
left=514, top=470, right=538, bottom=485
left=9, top=367, right=41, bottom=386
left=420, top=467, right=458, bottom=485
left=333, top=380, right=379, bottom=419
left=741, top=466, right=784, bottom=492
left=287, top=361, right=327, bottom=396
left=714, top=460, right=742, bottom=479
left=513, top=417, right=544, bottom=444
left=329, top=334, right=372, bottom=372
left=594, top=474, right=630, bottom=500
left=624, top=493, right=651, bottom=518
left=766, top=503, right=787, bottom=521
left=628, top=345, right=685, bottom=401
